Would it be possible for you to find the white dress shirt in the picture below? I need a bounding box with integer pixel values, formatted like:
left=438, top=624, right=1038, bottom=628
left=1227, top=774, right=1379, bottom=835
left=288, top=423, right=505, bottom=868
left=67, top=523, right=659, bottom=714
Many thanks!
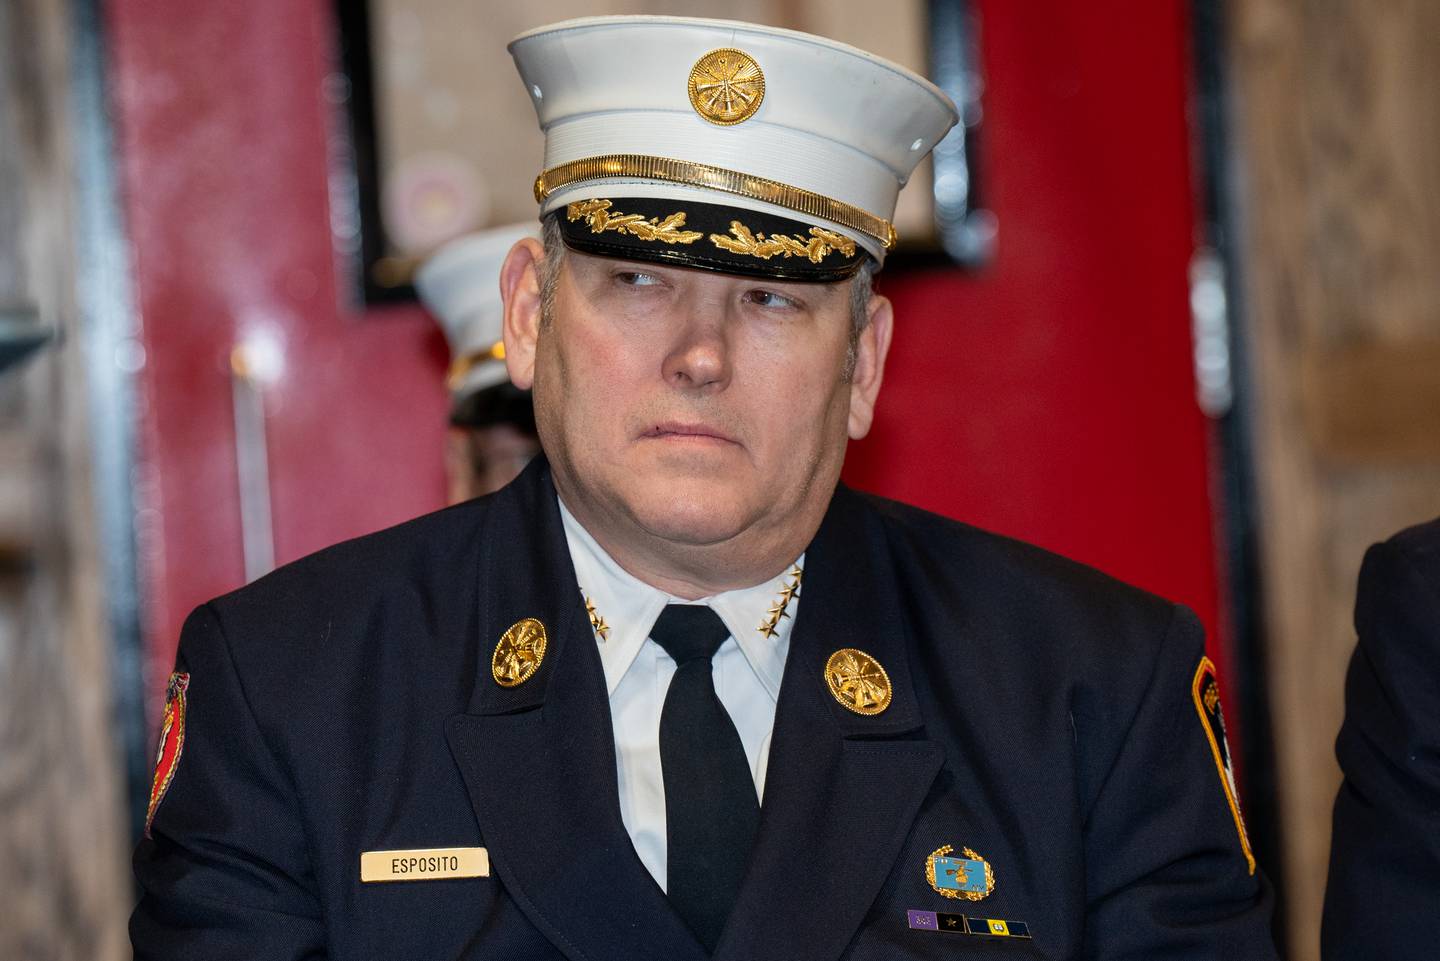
left=558, top=499, right=802, bottom=892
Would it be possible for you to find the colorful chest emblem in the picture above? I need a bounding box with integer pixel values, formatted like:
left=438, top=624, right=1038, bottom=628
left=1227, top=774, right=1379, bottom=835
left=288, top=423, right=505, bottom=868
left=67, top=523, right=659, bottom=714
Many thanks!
left=145, top=671, right=190, bottom=837
left=926, top=844, right=994, bottom=900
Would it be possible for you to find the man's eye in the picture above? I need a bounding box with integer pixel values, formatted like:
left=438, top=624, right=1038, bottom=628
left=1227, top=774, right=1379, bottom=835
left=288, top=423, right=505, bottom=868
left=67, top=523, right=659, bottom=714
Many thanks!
left=744, top=289, right=799, bottom=309
left=615, top=270, right=661, bottom=286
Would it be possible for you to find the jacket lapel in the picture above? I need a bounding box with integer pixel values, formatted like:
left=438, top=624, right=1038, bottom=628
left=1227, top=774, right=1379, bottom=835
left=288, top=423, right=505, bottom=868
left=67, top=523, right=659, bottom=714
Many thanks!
left=717, top=486, right=944, bottom=961
left=445, top=460, right=707, bottom=961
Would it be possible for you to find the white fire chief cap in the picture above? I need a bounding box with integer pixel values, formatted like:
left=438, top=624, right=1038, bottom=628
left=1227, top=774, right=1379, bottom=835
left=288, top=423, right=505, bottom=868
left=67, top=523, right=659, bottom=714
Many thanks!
left=415, top=222, right=538, bottom=401
left=509, top=16, right=958, bottom=281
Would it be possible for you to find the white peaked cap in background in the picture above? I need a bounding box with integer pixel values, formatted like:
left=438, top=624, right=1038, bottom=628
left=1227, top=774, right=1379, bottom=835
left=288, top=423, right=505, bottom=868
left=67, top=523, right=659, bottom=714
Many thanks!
left=415, top=222, right=538, bottom=400
left=509, top=16, right=959, bottom=266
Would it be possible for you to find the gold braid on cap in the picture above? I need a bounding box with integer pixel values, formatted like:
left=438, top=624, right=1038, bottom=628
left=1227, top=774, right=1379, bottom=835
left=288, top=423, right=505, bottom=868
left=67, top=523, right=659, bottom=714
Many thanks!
left=534, top=154, right=897, bottom=250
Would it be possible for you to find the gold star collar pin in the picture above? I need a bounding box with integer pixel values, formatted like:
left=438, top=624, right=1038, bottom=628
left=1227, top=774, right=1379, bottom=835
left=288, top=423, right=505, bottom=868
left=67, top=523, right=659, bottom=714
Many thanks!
left=758, top=566, right=803, bottom=639
left=584, top=596, right=610, bottom=642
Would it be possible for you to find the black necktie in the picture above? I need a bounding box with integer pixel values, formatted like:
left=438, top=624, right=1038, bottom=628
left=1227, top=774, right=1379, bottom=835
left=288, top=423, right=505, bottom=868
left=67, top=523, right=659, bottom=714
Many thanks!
left=649, top=604, right=760, bottom=953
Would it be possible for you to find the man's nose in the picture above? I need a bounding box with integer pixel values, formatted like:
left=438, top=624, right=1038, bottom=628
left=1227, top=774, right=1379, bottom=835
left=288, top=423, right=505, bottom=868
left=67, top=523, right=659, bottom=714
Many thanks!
left=661, top=308, right=732, bottom=391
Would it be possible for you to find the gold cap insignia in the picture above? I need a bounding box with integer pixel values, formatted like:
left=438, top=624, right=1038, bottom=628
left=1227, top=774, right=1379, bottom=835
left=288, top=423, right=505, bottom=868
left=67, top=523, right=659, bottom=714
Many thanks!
left=925, top=844, right=995, bottom=901
left=688, top=48, right=765, bottom=126
left=492, top=618, right=547, bottom=687
left=823, top=648, right=892, bottom=715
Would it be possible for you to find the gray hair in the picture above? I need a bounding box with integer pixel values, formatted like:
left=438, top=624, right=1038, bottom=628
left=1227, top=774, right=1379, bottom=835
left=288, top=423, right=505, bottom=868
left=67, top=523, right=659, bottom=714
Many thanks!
left=538, top=214, right=566, bottom=324
left=537, top=214, right=877, bottom=378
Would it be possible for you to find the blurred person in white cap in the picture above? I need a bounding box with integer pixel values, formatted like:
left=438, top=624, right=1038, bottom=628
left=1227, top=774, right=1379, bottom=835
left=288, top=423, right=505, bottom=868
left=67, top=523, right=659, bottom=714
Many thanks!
left=416, top=223, right=542, bottom=502
left=133, top=16, right=1276, bottom=960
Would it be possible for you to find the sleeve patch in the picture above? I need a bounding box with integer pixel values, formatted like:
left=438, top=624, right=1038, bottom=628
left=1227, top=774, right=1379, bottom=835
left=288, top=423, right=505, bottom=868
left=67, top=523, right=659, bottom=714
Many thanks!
left=145, top=671, right=190, bottom=838
left=1191, top=656, right=1255, bottom=874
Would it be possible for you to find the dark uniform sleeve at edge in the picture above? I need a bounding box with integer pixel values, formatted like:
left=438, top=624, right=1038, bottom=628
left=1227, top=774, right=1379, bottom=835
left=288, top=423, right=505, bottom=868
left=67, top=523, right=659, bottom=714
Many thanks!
left=130, top=602, right=327, bottom=961
left=1082, top=604, right=1277, bottom=961
left=1322, top=537, right=1440, bottom=960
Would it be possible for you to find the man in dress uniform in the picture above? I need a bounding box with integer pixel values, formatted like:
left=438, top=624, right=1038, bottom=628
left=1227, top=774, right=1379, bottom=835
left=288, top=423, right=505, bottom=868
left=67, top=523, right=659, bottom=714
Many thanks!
left=1322, top=517, right=1440, bottom=959
left=132, top=16, right=1276, bottom=960
left=416, top=223, right=542, bottom=502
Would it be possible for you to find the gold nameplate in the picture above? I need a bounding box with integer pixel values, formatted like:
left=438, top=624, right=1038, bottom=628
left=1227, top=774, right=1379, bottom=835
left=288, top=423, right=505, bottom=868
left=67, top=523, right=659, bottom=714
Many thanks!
left=360, top=847, right=490, bottom=883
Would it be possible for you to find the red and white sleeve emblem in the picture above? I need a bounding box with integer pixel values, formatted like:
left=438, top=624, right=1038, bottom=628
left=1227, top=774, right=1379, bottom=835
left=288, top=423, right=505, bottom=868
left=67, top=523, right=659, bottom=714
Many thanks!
left=145, top=671, right=190, bottom=838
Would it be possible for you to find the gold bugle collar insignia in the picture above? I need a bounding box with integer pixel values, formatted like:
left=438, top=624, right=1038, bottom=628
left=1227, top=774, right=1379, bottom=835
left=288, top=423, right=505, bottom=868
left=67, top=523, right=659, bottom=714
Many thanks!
left=492, top=618, right=547, bottom=687
left=824, top=647, right=893, bottom=715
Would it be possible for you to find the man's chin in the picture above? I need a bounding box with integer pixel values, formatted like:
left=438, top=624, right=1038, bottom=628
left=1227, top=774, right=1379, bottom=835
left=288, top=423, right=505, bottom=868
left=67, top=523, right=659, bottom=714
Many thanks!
left=636, top=437, right=748, bottom=472
left=625, top=489, right=755, bottom=550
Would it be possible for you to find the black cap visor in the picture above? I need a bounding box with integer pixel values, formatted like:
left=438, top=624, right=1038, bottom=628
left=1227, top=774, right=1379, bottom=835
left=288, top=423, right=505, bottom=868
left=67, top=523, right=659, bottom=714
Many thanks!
left=555, top=196, right=869, bottom=283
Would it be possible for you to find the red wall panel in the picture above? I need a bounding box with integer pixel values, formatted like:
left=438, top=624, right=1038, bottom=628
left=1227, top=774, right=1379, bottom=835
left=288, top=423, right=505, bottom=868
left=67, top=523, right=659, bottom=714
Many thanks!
left=848, top=0, right=1223, bottom=645
left=107, top=0, right=450, bottom=703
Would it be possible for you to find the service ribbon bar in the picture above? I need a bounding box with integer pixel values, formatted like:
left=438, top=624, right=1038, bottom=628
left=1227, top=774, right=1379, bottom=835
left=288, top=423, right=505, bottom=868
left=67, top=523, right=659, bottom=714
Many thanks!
left=906, top=910, right=1032, bottom=939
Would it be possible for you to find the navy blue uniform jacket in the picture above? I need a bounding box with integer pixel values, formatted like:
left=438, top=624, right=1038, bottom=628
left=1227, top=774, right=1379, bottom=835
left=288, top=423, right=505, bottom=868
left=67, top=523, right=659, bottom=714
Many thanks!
left=132, top=459, right=1274, bottom=960
left=1322, top=517, right=1440, bottom=959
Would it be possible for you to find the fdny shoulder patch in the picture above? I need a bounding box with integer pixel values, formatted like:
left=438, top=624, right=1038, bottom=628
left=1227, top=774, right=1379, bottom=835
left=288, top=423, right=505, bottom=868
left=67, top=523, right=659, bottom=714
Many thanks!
left=145, top=671, right=190, bottom=838
left=1192, top=656, right=1255, bottom=874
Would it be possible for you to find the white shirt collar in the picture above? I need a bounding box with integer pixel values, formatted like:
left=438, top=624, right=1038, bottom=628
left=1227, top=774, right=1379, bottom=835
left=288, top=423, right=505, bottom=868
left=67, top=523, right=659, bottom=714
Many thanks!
left=557, top=497, right=801, bottom=700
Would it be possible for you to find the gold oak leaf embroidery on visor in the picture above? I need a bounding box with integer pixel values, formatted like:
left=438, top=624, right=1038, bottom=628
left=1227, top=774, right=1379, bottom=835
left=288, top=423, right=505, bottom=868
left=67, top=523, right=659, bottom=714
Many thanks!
left=566, top=199, right=703, bottom=244
left=709, top=221, right=857, bottom=264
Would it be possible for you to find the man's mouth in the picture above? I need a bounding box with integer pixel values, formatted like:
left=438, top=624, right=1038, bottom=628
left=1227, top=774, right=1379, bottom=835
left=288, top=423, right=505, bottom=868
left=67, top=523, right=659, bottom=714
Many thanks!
left=641, top=421, right=740, bottom=446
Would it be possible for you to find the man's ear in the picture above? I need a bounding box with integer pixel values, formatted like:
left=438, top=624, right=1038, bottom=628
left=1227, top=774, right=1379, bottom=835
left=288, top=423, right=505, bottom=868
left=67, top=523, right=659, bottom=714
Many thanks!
left=500, top=237, right=546, bottom=390
left=847, top=292, right=893, bottom=440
